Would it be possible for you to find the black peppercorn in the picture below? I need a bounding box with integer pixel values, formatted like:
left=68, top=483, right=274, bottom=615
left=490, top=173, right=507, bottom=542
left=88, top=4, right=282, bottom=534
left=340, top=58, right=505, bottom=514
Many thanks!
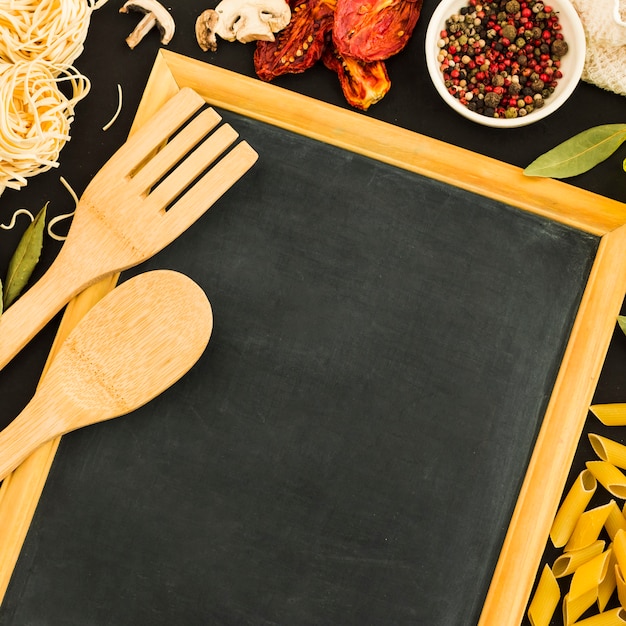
left=501, top=24, right=517, bottom=40
left=484, top=92, right=502, bottom=108
left=531, top=78, right=545, bottom=92
left=551, top=39, right=569, bottom=57
left=505, top=1, right=520, bottom=14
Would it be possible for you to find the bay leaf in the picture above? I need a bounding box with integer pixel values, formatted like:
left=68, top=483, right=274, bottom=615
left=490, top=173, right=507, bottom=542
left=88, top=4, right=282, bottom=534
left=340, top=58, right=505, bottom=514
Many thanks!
left=619, top=315, right=626, bottom=337
left=3, top=203, right=46, bottom=309
left=524, top=124, right=626, bottom=178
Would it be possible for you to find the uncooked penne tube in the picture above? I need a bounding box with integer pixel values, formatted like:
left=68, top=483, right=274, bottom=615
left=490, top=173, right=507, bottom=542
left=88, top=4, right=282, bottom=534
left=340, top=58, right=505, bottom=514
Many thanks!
left=597, top=547, right=617, bottom=612
left=563, top=550, right=611, bottom=624
left=589, top=434, right=626, bottom=470
left=617, top=565, right=626, bottom=611
left=565, top=502, right=613, bottom=552
left=527, top=565, right=560, bottom=626
left=614, top=529, right=626, bottom=575
left=605, top=500, right=626, bottom=541
left=590, top=403, right=626, bottom=427
left=551, top=469, right=598, bottom=548
left=553, top=540, right=606, bottom=578
left=563, top=589, right=596, bottom=625
left=573, top=606, right=626, bottom=625
left=586, top=461, right=626, bottom=499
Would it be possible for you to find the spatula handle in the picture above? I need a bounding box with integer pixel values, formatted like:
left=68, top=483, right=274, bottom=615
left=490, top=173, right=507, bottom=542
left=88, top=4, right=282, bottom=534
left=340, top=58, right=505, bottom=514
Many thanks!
left=0, top=246, right=98, bottom=371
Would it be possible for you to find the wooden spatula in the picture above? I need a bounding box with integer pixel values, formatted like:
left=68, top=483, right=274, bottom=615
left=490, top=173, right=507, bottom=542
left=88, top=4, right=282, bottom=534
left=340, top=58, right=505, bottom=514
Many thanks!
left=0, top=269, right=213, bottom=481
left=0, top=87, right=257, bottom=371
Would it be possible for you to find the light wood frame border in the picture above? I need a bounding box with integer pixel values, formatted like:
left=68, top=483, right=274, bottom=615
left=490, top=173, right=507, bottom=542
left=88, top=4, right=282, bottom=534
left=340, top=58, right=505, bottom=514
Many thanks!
left=1, top=49, right=626, bottom=625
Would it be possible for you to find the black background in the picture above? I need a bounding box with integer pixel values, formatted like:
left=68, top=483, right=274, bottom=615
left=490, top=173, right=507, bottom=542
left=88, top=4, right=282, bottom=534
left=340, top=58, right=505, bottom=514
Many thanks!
left=0, top=1, right=625, bottom=625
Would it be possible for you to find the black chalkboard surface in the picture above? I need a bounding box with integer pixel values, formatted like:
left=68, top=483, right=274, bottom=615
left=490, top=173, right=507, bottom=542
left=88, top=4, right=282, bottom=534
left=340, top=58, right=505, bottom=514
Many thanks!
left=0, top=100, right=598, bottom=625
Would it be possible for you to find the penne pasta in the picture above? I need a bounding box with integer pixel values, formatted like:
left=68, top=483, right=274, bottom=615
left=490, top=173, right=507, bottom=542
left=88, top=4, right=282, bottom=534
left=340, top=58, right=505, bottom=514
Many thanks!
left=616, top=564, right=626, bottom=610
left=554, top=541, right=606, bottom=578
left=563, top=550, right=611, bottom=624
left=551, top=469, right=598, bottom=548
left=589, top=434, right=626, bottom=470
left=572, top=607, right=626, bottom=625
left=563, top=589, right=595, bottom=625
left=590, top=404, right=626, bottom=427
left=565, top=502, right=614, bottom=552
left=586, top=461, right=626, bottom=499
left=605, top=501, right=626, bottom=541
left=614, top=529, right=626, bottom=574
left=528, top=565, right=560, bottom=626
left=597, top=547, right=617, bottom=612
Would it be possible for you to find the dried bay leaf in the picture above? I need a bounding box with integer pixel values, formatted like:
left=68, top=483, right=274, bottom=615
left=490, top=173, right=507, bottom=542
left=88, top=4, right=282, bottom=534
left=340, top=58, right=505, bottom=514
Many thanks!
left=3, top=203, right=46, bottom=309
left=619, top=315, right=626, bottom=337
left=524, top=124, right=626, bottom=178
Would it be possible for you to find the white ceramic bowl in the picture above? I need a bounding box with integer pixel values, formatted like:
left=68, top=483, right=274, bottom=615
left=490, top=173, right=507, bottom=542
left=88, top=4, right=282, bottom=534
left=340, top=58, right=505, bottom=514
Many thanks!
left=425, top=0, right=586, bottom=128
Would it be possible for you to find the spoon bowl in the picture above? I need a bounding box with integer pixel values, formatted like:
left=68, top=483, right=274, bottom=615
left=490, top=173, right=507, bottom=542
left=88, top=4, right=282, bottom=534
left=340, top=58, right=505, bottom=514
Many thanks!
left=0, top=270, right=213, bottom=481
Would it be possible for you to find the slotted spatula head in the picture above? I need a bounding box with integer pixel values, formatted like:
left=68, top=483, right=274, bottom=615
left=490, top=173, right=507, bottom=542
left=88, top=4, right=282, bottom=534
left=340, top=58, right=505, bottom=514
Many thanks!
left=70, top=86, right=259, bottom=268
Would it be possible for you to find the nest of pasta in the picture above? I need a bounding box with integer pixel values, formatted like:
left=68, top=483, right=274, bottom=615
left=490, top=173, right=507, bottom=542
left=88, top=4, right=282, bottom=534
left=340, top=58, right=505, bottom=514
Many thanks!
left=0, top=0, right=103, bottom=195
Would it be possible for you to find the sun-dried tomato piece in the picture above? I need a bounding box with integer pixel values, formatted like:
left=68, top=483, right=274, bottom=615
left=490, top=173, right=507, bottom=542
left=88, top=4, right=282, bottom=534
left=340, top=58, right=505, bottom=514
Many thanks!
left=332, top=0, right=423, bottom=62
left=322, top=42, right=391, bottom=110
left=254, top=0, right=336, bottom=81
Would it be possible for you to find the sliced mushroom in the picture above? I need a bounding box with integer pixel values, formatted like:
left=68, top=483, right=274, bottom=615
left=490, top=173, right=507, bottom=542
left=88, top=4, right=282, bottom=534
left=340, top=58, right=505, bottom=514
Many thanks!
left=196, top=0, right=290, bottom=50
left=120, top=0, right=175, bottom=49
left=196, top=9, right=220, bottom=52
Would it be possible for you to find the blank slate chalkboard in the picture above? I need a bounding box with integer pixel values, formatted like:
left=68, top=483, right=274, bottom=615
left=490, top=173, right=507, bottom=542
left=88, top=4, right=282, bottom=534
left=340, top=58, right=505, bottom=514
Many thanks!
left=0, top=92, right=599, bottom=625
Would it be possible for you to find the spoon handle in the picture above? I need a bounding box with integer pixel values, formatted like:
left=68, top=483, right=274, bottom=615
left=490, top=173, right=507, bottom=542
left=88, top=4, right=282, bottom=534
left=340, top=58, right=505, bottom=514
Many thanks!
left=0, top=244, right=100, bottom=373
left=0, top=393, right=66, bottom=482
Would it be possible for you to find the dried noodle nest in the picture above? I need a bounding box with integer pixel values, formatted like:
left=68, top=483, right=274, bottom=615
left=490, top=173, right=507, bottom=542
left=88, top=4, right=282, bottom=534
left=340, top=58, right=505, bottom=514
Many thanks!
left=0, top=0, right=105, bottom=196
left=0, top=60, right=90, bottom=195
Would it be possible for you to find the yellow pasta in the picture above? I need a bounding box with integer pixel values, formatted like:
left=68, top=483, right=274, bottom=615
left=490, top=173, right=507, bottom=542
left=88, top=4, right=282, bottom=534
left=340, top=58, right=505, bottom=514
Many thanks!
left=528, top=565, right=560, bottom=626
left=554, top=540, right=606, bottom=578
left=616, top=565, right=626, bottom=610
left=551, top=469, right=598, bottom=548
left=597, top=547, right=617, bottom=612
left=0, top=0, right=106, bottom=66
left=562, top=550, right=611, bottom=624
left=573, top=607, right=626, bottom=625
left=586, top=461, right=626, bottom=499
left=591, top=404, right=626, bottom=427
left=604, top=501, right=626, bottom=541
left=565, top=502, right=614, bottom=552
left=613, top=529, right=626, bottom=577
left=590, top=434, right=626, bottom=470
left=0, top=0, right=107, bottom=195
left=0, top=59, right=89, bottom=194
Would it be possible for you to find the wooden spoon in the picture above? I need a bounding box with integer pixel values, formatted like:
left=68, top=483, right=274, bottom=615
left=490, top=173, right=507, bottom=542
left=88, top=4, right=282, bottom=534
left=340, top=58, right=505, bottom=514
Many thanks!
left=0, top=87, right=256, bottom=372
left=0, top=270, right=213, bottom=481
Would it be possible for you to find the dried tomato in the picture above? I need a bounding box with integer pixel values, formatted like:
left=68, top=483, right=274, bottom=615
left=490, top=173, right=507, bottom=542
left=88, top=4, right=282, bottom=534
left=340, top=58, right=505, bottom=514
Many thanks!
left=254, top=0, right=336, bottom=81
left=322, top=42, right=391, bottom=110
left=332, top=0, right=423, bottom=62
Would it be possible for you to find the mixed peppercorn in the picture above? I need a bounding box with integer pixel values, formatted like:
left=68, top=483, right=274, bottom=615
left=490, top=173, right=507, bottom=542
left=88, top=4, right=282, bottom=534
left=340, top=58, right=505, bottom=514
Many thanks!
left=437, top=0, right=569, bottom=119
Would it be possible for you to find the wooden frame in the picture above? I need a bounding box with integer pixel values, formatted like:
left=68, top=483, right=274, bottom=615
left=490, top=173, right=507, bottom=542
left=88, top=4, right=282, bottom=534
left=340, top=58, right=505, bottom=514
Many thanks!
left=1, top=49, right=626, bottom=625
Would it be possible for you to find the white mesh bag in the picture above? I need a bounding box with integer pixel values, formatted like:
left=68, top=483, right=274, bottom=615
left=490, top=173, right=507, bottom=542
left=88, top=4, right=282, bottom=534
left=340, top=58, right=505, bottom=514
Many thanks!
left=570, top=0, right=626, bottom=96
